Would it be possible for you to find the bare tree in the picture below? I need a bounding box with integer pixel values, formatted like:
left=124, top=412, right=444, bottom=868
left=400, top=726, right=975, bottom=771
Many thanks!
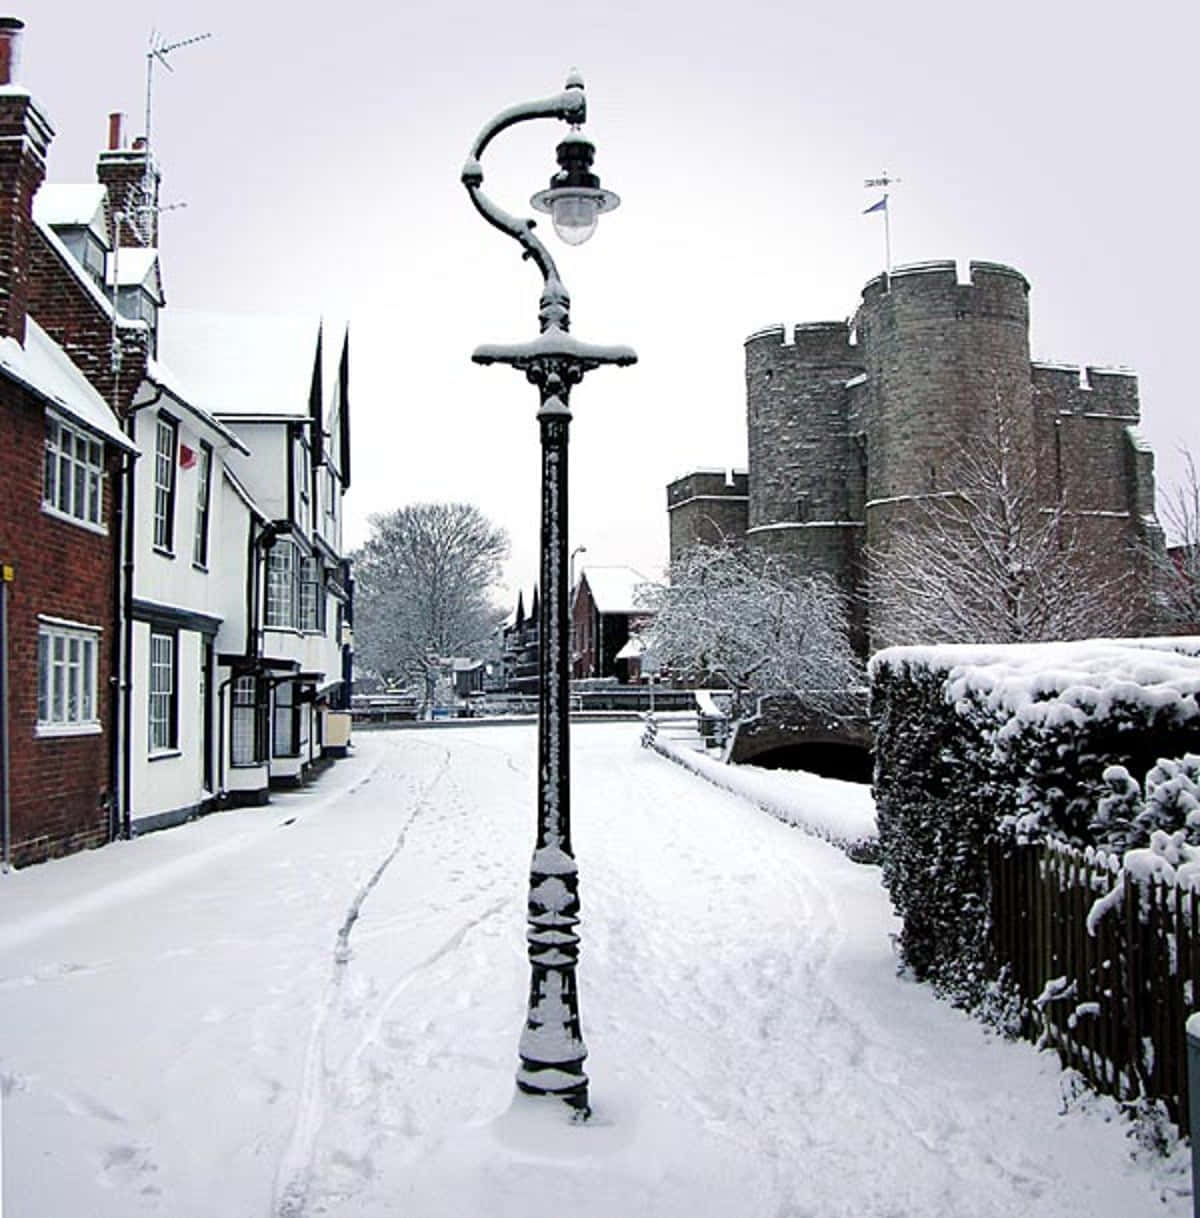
left=640, top=543, right=861, bottom=717
left=352, top=503, right=509, bottom=713
left=1147, top=449, right=1200, bottom=632
left=867, top=407, right=1138, bottom=647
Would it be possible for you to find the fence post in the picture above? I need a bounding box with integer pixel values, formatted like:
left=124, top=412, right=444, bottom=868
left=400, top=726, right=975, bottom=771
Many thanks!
left=1188, top=1014, right=1200, bottom=1218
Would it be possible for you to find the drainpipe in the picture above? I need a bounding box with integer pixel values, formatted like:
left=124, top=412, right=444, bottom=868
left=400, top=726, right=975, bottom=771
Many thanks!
left=1, top=563, right=12, bottom=870
left=119, top=388, right=161, bottom=839
left=216, top=672, right=235, bottom=804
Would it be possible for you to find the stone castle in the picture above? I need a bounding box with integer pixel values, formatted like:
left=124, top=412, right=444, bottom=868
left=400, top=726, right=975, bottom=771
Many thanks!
left=667, top=259, right=1163, bottom=653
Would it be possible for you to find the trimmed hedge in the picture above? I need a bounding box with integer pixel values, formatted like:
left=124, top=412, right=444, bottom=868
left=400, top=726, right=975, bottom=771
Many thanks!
left=870, top=639, right=1200, bottom=1007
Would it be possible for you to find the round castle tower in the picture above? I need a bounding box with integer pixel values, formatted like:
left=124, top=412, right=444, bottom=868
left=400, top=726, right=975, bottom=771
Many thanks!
left=855, top=260, right=1032, bottom=553
left=743, top=320, right=865, bottom=589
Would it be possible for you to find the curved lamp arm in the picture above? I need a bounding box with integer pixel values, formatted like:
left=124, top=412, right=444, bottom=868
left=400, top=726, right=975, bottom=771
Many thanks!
left=461, top=73, right=587, bottom=320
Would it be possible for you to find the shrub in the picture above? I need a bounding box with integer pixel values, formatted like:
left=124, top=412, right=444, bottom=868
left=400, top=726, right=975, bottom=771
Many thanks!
left=870, top=638, right=1200, bottom=1007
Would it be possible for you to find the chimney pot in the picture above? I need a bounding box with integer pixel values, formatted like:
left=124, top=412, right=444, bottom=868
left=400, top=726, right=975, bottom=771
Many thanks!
left=0, top=17, right=23, bottom=87
left=107, top=111, right=124, bottom=151
left=132, top=135, right=147, bottom=151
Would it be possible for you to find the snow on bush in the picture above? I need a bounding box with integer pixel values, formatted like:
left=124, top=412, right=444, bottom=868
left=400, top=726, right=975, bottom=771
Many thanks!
left=870, top=637, right=1200, bottom=1007
left=645, top=727, right=877, bottom=859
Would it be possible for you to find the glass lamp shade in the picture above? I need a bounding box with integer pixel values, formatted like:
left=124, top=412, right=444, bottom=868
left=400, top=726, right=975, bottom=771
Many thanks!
left=531, top=185, right=620, bottom=247
left=551, top=193, right=599, bottom=245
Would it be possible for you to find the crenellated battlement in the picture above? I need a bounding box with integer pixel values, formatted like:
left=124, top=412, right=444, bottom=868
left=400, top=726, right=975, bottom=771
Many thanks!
left=744, top=320, right=859, bottom=367
left=859, top=259, right=1029, bottom=322
left=667, top=468, right=749, bottom=509
left=1032, top=361, right=1140, bottom=418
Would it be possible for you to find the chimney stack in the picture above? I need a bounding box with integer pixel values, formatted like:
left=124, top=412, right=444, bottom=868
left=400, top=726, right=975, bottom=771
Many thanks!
left=0, top=17, right=52, bottom=343
left=0, top=17, right=23, bottom=87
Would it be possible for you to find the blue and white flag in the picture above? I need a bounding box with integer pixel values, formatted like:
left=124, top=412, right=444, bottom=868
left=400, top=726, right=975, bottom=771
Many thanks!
left=863, top=196, right=887, bottom=215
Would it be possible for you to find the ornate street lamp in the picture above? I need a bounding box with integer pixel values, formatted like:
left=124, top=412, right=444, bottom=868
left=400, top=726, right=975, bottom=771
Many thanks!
left=462, top=73, right=636, bottom=1117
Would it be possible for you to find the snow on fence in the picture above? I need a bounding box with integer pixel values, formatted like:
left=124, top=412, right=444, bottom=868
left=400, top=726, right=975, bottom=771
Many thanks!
left=990, top=838, right=1200, bottom=1134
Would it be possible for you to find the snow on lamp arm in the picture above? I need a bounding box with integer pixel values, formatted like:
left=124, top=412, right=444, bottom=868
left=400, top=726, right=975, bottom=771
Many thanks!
left=462, top=72, right=636, bottom=1119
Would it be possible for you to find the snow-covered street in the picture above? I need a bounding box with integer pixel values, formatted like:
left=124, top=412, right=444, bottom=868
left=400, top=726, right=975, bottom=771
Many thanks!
left=0, top=722, right=1190, bottom=1216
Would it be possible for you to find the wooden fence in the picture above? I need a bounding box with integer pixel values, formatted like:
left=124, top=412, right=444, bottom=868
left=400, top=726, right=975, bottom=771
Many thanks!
left=989, top=840, right=1200, bottom=1134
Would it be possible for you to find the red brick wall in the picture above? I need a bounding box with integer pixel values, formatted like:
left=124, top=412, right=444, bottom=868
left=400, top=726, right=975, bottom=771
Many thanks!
left=0, top=92, right=50, bottom=344
left=28, top=226, right=149, bottom=412
left=0, top=382, right=119, bottom=865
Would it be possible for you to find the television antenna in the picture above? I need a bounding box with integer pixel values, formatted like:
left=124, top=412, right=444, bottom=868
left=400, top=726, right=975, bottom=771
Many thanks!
left=139, top=28, right=211, bottom=242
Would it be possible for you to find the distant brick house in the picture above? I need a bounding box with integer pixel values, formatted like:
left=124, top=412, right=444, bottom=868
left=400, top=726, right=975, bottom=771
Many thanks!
left=570, top=566, right=653, bottom=682
left=501, top=588, right=539, bottom=693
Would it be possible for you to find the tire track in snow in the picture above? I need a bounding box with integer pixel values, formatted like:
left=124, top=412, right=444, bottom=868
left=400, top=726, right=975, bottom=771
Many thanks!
left=270, top=749, right=451, bottom=1218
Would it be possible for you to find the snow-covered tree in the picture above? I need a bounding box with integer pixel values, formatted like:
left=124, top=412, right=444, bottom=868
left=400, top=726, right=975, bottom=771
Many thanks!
left=352, top=503, right=509, bottom=713
left=867, top=406, right=1137, bottom=647
left=1146, top=449, right=1200, bottom=632
left=640, top=543, right=861, bottom=717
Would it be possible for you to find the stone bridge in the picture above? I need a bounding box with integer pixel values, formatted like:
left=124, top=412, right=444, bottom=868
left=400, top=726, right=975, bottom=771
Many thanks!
left=728, top=691, right=871, bottom=782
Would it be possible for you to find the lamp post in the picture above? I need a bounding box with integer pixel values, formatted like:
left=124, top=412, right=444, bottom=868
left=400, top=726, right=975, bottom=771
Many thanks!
left=462, top=73, right=635, bottom=1116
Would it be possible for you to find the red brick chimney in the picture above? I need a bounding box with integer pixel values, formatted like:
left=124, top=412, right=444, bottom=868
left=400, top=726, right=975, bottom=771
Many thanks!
left=96, top=112, right=159, bottom=249
left=0, top=18, right=53, bottom=344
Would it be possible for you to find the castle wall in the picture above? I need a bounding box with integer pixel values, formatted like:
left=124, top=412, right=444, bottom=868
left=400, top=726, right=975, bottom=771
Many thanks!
left=669, top=257, right=1165, bottom=658
left=666, top=469, right=748, bottom=558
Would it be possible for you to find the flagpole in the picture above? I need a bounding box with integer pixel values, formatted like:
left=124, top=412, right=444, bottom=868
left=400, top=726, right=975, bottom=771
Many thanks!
left=864, top=171, right=899, bottom=279
left=883, top=192, right=891, bottom=277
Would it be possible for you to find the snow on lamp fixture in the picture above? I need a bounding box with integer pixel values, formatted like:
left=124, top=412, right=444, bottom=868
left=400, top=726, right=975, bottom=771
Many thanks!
left=531, top=130, right=620, bottom=246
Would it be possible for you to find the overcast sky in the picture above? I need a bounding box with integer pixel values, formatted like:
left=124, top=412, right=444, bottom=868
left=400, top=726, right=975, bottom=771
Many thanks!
left=22, top=0, right=1198, bottom=602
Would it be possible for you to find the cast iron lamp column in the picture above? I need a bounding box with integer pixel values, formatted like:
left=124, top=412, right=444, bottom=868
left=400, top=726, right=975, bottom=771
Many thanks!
left=462, top=73, right=635, bottom=1115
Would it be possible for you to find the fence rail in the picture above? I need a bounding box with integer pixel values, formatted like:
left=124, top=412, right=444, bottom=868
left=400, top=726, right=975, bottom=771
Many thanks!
left=989, top=841, right=1200, bottom=1133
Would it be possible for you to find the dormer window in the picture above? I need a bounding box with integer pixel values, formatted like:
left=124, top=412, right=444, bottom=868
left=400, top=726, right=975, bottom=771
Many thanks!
left=58, top=226, right=107, bottom=289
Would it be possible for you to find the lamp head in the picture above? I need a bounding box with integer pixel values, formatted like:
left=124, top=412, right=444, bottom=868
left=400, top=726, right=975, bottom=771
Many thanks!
left=531, top=130, right=620, bottom=246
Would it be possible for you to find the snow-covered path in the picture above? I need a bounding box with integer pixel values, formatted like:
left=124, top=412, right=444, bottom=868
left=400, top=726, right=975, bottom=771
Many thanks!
left=0, top=723, right=1188, bottom=1216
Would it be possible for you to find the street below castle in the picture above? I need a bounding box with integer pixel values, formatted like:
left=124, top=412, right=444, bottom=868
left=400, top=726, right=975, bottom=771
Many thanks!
left=0, top=722, right=1189, bottom=1216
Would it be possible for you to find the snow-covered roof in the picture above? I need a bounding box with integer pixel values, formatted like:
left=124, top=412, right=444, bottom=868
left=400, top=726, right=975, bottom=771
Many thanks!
left=106, top=248, right=162, bottom=297
left=141, top=356, right=251, bottom=455
left=221, top=464, right=268, bottom=523
left=33, top=183, right=107, bottom=240
left=0, top=317, right=136, bottom=453
left=580, top=565, right=653, bottom=615
left=157, top=309, right=345, bottom=420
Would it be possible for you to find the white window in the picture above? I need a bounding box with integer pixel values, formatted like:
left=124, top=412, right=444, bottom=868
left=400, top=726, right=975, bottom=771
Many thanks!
left=297, top=435, right=311, bottom=534
left=153, top=414, right=178, bottom=551
left=193, top=442, right=212, bottom=567
left=266, top=540, right=296, bottom=629
left=37, top=623, right=100, bottom=732
left=231, top=675, right=265, bottom=766
left=272, top=679, right=298, bottom=757
left=43, top=417, right=104, bottom=527
left=299, top=556, right=322, bottom=632
left=148, top=629, right=177, bottom=751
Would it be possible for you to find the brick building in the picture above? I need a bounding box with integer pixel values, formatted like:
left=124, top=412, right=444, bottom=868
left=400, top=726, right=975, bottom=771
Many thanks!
left=0, top=19, right=140, bottom=865
left=668, top=260, right=1163, bottom=654
left=0, top=19, right=354, bottom=863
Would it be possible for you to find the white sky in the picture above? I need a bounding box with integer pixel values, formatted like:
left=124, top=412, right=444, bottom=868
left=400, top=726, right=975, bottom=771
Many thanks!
left=21, top=0, right=1199, bottom=602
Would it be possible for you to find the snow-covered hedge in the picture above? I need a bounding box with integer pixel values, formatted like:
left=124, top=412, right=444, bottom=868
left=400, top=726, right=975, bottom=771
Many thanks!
left=870, top=637, right=1200, bottom=1004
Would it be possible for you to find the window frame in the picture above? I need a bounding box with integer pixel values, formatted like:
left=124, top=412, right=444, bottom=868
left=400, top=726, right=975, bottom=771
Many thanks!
left=299, top=555, right=324, bottom=633
left=152, top=412, right=179, bottom=553
left=230, top=675, right=268, bottom=767
left=265, top=538, right=297, bottom=630
left=148, top=626, right=179, bottom=754
left=36, top=621, right=101, bottom=736
left=43, top=415, right=105, bottom=530
left=272, top=678, right=300, bottom=758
